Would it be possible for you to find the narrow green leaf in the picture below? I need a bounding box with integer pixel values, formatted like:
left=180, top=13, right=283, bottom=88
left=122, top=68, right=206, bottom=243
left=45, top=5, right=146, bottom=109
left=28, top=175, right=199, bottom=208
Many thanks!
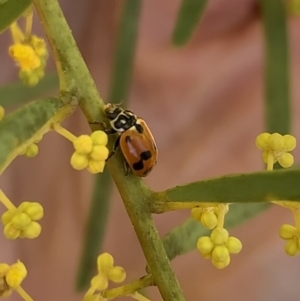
left=260, top=0, right=290, bottom=133
left=76, top=170, right=112, bottom=290
left=0, top=0, right=31, bottom=33
left=0, top=97, right=69, bottom=174
left=172, top=0, right=208, bottom=46
left=0, top=73, right=59, bottom=108
left=163, top=203, right=269, bottom=260
left=108, top=0, right=142, bottom=103
left=164, top=169, right=300, bottom=203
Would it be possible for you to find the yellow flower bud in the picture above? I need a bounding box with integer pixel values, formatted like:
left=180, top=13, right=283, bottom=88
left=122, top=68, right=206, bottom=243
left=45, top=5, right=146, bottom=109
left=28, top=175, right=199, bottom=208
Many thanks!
left=19, top=70, right=40, bottom=87
left=278, top=153, right=294, bottom=168
left=0, top=106, right=4, bottom=121
left=97, top=253, right=114, bottom=272
left=31, top=36, right=47, bottom=57
left=9, top=44, right=41, bottom=71
left=25, top=144, right=39, bottom=157
left=196, top=237, right=214, bottom=255
left=108, top=266, right=126, bottom=283
left=4, top=224, right=20, bottom=239
left=91, top=131, right=108, bottom=146
left=73, top=136, right=93, bottom=154
left=18, top=202, right=31, bottom=211
left=6, top=262, right=27, bottom=288
left=22, top=202, right=44, bottom=220
left=70, top=152, right=89, bottom=170
left=212, top=255, right=230, bottom=269
left=35, top=67, right=45, bottom=80
left=283, top=134, right=296, bottom=151
left=285, top=239, right=299, bottom=256
left=201, top=212, right=217, bottom=229
left=212, top=246, right=229, bottom=261
left=211, top=228, right=229, bottom=245
left=267, top=133, right=284, bottom=150
left=191, top=207, right=202, bottom=221
left=0, top=264, right=9, bottom=275
left=226, top=237, right=242, bottom=254
left=20, top=221, right=41, bottom=239
left=90, top=145, right=109, bottom=161
left=279, top=224, right=297, bottom=240
left=255, top=133, right=271, bottom=150
left=87, top=160, right=106, bottom=174
left=91, top=274, right=108, bottom=291
left=1, top=210, right=16, bottom=226
left=11, top=213, right=31, bottom=229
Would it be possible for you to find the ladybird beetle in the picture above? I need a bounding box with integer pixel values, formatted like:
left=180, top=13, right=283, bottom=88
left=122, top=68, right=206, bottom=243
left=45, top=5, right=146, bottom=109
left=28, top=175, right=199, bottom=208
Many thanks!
left=103, top=103, right=157, bottom=177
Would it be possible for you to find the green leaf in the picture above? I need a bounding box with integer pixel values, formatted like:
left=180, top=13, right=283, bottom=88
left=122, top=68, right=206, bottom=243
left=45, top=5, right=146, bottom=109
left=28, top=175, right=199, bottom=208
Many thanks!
left=163, top=203, right=269, bottom=260
left=172, top=0, right=208, bottom=46
left=164, top=169, right=300, bottom=203
left=260, top=0, right=290, bottom=134
left=108, top=0, right=142, bottom=103
left=0, top=0, right=31, bottom=33
left=0, top=73, right=59, bottom=108
left=0, top=97, right=71, bottom=174
left=76, top=170, right=112, bottom=290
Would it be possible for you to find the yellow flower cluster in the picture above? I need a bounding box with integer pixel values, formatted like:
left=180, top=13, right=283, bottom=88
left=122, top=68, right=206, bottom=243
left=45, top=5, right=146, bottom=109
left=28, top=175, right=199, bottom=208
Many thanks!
left=71, top=131, right=109, bottom=174
left=192, top=204, right=241, bottom=268
left=255, top=133, right=296, bottom=170
left=8, top=16, right=48, bottom=86
left=256, top=132, right=300, bottom=256
left=2, top=201, right=44, bottom=239
left=0, top=261, right=27, bottom=297
left=84, top=253, right=126, bottom=299
left=52, top=123, right=109, bottom=174
left=197, top=228, right=242, bottom=269
left=279, top=224, right=300, bottom=256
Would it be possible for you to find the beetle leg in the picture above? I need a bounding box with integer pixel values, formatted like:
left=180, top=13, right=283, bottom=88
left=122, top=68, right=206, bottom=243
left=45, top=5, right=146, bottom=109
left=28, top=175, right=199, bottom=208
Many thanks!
left=106, top=135, right=120, bottom=161
left=104, top=128, right=117, bottom=135
left=89, top=121, right=117, bottom=134
left=89, top=120, right=106, bottom=127
left=124, top=161, right=131, bottom=176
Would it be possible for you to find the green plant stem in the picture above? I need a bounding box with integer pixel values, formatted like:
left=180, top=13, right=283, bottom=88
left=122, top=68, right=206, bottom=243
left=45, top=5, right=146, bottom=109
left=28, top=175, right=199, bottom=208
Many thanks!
left=32, top=0, right=103, bottom=121
left=101, top=274, right=154, bottom=300
left=32, top=1, right=185, bottom=300
left=109, top=158, right=186, bottom=301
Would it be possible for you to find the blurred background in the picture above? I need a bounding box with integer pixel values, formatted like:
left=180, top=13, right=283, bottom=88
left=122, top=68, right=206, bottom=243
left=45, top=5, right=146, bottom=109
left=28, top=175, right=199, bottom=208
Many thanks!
left=0, top=0, right=300, bottom=300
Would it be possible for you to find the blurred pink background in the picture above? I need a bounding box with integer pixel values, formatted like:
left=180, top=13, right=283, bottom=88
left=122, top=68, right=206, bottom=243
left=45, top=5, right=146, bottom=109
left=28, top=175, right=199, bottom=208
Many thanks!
left=1, top=0, right=300, bottom=300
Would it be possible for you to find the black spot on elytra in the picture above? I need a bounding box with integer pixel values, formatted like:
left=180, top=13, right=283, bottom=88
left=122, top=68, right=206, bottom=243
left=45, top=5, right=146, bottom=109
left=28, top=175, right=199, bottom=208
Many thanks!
left=140, top=151, right=151, bottom=160
left=135, top=123, right=144, bottom=134
left=125, top=135, right=131, bottom=143
left=132, top=151, right=152, bottom=171
left=133, top=160, right=144, bottom=171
